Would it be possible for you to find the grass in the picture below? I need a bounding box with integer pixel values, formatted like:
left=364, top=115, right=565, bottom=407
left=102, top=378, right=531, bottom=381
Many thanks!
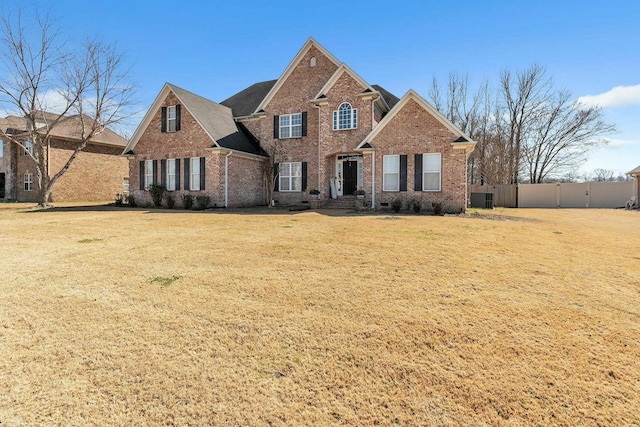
left=0, top=204, right=639, bottom=426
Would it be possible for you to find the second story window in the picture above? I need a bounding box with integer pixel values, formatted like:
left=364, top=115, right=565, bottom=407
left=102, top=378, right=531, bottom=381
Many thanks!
left=22, top=139, right=33, bottom=156
left=161, top=105, right=181, bottom=132
left=280, top=113, right=302, bottom=138
left=333, top=102, right=357, bottom=130
left=167, top=106, right=177, bottom=132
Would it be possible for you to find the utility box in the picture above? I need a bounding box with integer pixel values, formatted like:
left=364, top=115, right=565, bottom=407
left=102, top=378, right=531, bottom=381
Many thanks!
left=470, top=192, right=494, bottom=209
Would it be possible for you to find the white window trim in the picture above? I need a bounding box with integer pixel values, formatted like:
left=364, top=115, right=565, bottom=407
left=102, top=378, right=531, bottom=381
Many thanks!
left=22, top=139, right=33, bottom=156
left=166, top=159, right=176, bottom=191
left=422, top=153, right=442, bottom=192
left=24, top=173, right=33, bottom=191
left=333, top=102, right=357, bottom=131
left=190, top=157, right=200, bottom=191
left=123, top=178, right=130, bottom=194
left=167, top=106, right=177, bottom=132
left=144, top=160, right=153, bottom=190
left=383, top=155, right=400, bottom=192
left=279, top=113, right=302, bottom=139
left=279, top=162, right=302, bottom=192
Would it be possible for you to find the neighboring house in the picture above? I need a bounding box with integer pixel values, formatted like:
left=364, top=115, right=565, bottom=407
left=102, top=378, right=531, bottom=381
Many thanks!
left=124, top=38, right=476, bottom=212
left=0, top=112, right=129, bottom=202
left=628, top=165, right=640, bottom=204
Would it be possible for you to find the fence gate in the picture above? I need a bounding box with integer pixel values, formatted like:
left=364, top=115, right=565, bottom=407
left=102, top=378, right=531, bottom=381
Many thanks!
left=518, top=181, right=634, bottom=208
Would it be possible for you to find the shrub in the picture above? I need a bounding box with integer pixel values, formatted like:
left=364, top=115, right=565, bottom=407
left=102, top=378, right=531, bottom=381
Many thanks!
left=432, top=202, right=443, bottom=215
left=195, top=194, right=210, bottom=210
left=412, top=198, right=421, bottom=213
left=148, top=184, right=166, bottom=207
left=391, top=198, right=403, bottom=213
left=164, top=192, right=176, bottom=209
left=127, top=194, right=137, bottom=208
left=182, top=194, right=194, bottom=210
left=115, top=193, right=125, bottom=207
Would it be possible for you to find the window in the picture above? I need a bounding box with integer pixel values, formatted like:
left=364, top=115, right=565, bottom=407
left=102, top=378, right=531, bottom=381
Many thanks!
left=279, top=162, right=302, bottom=192
left=166, top=159, right=176, bottom=191
left=144, top=160, right=153, bottom=190
left=333, top=102, right=357, bottom=130
left=24, top=173, right=33, bottom=191
left=22, top=139, right=33, bottom=156
left=123, top=178, right=130, bottom=193
left=167, top=106, right=177, bottom=132
left=383, top=155, right=400, bottom=191
left=0, top=139, right=3, bottom=158
left=423, top=153, right=441, bottom=191
left=279, top=113, right=303, bottom=138
left=190, top=157, right=200, bottom=191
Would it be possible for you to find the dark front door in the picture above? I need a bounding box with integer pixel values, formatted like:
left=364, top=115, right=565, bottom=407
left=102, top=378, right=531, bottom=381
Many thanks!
left=343, top=161, right=357, bottom=195
left=0, top=173, right=4, bottom=199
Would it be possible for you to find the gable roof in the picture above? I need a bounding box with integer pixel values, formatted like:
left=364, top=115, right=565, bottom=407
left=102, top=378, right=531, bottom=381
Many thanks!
left=357, top=89, right=476, bottom=153
left=0, top=113, right=127, bottom=147
left=372, top=85, right=400, bottom=110
left=220, top=79, right=277, bottom=118
left=627, top=165, right=640, bottom=175
left=123, top=83, right=266, bottom=156
left=253, top=37, right=341, bottom=114
left=313, top=64, right=373, bottom=99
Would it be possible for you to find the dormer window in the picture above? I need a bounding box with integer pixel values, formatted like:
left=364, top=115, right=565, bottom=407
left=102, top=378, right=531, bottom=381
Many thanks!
left=333, top=102, right=357, bottom=130
left=161, top=105, right=181, bottom=132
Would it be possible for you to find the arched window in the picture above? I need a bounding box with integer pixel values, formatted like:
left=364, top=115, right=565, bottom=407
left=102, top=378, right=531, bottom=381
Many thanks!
left=333, top=102, right=357, bottom=130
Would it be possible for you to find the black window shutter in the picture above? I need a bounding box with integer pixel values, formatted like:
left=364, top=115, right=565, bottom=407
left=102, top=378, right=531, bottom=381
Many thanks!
left=399, top=155, right=407, bottom=192
left=175, top=160, right=181, bottom=190
left=176, top=105, right=181, bottom=131
left=414, top=154, right=423, bottom=191
left=200, top=157, right=205, bottom=191
left=301, top=112, right=307, bottom=137
left=273, top=115, right=279, bottom=139
left=139, top=161, right=144, bottom=190
left=273, top=163, right=279, bottom=192
left=161, top=107, right=167, bottom=132
left=152, top=160, right=158, bottom=185
left=184, top=158, right=190, bottom=190
left=302, top=162, right=307, bottom=191
left=161, top=159, right=167, bottom=187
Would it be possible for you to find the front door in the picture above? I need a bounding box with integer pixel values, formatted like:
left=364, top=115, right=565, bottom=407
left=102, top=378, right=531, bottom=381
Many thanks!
left=343, top=161, right=357, bottom=196
left=0, top=173, right=4, bottom=199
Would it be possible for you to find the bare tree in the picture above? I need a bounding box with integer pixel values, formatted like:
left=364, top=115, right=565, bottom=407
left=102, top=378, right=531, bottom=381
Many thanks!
left=262, top=139, right=282, bottom=206
left=431, top=64, right=613, bottom=186
left=522, top=91, right=613, bottom=183
left=592, top=168, right=615, bottom=182
left=0, top=6, right=135, bottom=207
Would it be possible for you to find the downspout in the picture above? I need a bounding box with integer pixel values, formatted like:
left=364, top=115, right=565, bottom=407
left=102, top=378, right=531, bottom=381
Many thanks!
left=370, top=95, right=380, bottom=210
left=371, top=151, right=375, bottom=209
left=224, top=151, right=232, bottom=207
left=312, top=103, right=321, bottom=192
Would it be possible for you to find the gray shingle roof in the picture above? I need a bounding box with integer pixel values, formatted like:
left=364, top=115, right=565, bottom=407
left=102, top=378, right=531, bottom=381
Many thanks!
left=168, top=83, right=265, bottom=156
left=220, top=80, right=277, bottom=118
left=372, top=84, right=400, bottom=110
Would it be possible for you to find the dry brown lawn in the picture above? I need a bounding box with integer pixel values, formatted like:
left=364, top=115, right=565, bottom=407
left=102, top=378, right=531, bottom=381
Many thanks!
left=0, top=204, right=639, bottom=426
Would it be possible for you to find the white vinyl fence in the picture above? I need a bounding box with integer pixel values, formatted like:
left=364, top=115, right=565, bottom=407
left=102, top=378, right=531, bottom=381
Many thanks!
left=518, top=181, right=635, bottom=208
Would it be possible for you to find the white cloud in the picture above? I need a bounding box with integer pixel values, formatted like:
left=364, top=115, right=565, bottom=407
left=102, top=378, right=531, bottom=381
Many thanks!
left=607, top=138, right=640, bottom=148
left=578, top=84, right=640, bottom=108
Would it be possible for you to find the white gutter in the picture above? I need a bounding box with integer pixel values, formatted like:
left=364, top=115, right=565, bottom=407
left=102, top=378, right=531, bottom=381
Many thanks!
left=224, top=151, right=232, bottom=207
left=312, top=102, right=321, bottom=192
left=371, top=152, right=375, bottom=209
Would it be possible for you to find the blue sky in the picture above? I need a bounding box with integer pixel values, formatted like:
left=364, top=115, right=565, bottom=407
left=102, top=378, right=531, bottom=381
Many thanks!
left=11, top=0, right=640, bottom=176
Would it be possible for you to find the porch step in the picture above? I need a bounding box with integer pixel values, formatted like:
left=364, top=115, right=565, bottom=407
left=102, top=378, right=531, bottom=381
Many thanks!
left=322, top=196, right=357, bottom=210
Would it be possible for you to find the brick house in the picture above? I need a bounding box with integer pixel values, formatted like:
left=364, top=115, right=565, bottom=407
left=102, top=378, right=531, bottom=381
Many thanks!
left=0, top=112, right=129, bottom=202
left=124, top=38, right=476, bottom=212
